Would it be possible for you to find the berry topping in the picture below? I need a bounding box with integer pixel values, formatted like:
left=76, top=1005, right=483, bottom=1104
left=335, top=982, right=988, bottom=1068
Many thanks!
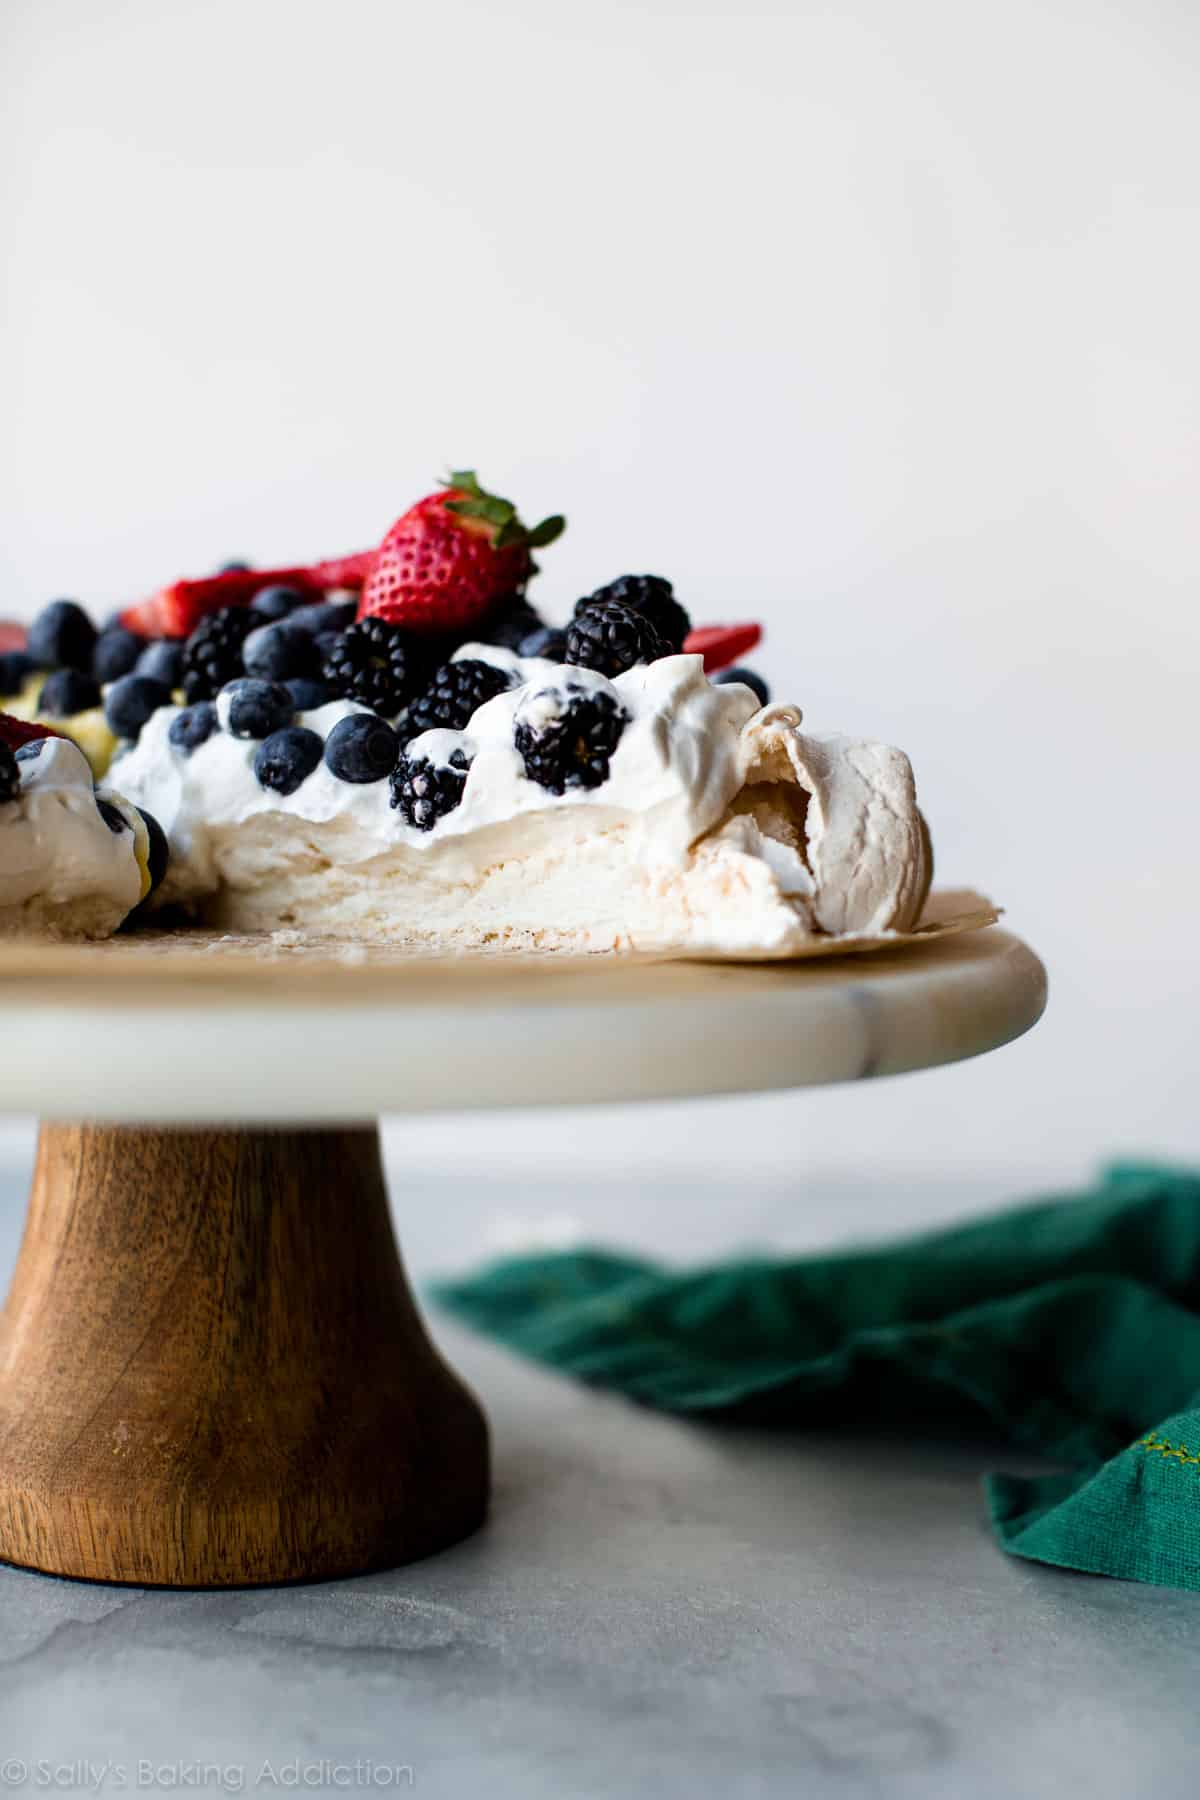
left=39, top=668, right=102, bottom=717
left=224, top=680, right=294, bottom=740
left=323, top=618, right=413, bottom=715
left=136, top=640, right=184, bottom=688
left=564, top=601, right=669, bottom=678
left=105, top=674, right=172, bottom=740
left=242, top=622, right=321, bottom=683
left=136, top=807, right=170, bottom=891
left=253, top=726, right=324, bottom=796
left=93, top=627, right=145, bottom=683
left=405, top=658, right=514, bottom=735
left=0, top=746, right=18, bottom=805
left=575, top=575, right=691, bottom=653
left=28, top=600, right=97, bottom=672
left=287, top=597, right=359, bottom=637
left=285, top=677, right=331, bottom=711
left=0, top=650, right=31, bottom=694
left=182, top=607, right=255, bottom=702
left=360, top=471, right=564, bottom=637
left=0, top=714, right=62, bottom=752
left=713, top=666, right=770, bottom=706
left=121, top=552, right=372, bottom=641
left=249, top=583, right=309, bottom=622
left=389, top=748, right=471, bottom=830
left=0, top=622, right=27, bottom=653
left=323, top=713, right=401, bottom=784
left=681, top=622, right=763, bottom=672
left=519, top=625, right=567, bottom=660
left=514, top=684, right=627, bottom=793
left=168, top=702, right=219, bottom=755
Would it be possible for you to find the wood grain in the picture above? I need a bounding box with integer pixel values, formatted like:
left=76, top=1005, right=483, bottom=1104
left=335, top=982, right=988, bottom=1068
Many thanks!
left=0, top=1124, right=488, bottom=1586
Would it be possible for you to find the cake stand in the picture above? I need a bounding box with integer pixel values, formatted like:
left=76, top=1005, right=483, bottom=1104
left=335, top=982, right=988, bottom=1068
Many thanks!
left=0, top=920, right=1045, bottom=1588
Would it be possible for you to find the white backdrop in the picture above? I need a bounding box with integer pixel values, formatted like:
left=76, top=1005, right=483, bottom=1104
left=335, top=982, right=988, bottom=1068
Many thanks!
left=2, top=0, right=1198, bottom=1233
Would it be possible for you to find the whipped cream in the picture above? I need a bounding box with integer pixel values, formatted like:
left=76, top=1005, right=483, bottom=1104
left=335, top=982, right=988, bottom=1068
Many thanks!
left=0, top=737, right=151, bottom=937
left=111, top=654, right=930, bottom=953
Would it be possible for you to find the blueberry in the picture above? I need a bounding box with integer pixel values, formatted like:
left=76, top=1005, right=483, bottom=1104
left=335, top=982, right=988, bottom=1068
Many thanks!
left=285, top=677, right=331, bottom=711
left=218, top=559, right=252, bottom=574
left=92, top=627, right=144, bottom=683
left=168, top=702, right=218, bottom=754
left=288, top=598, right=358, bottom=636
left=105, top=674, right=172, bottom=740
left=28, top=600, right=97, bottom=671
left=39, top=668, right=101, bottom=716
left=136, top=639, right=184, bottom=688
left=0, top=650, right=31, bottom=694
left=136, top=807, right=169, bottom=890
left=249, top=583, right=308, bottom=622
left=242, top=622, right=321, bottom=683
left=254, top=726, right=323, bottom=795
left=15, top=740, right=46, bottom=764
left=323, top=713, right=400, bottom=784
left=713, top=666, right=770, bottom=706
left=225, top=679, right=293, bottom=739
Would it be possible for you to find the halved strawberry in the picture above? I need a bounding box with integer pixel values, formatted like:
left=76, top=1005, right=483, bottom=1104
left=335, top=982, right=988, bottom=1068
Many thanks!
left=682, top=622, right=763, bottom=672
left=0, top=713, right=63, bottom=751
left=121, top=552, right=374, bottom=640
left=359, top=472, right=564, bottom=636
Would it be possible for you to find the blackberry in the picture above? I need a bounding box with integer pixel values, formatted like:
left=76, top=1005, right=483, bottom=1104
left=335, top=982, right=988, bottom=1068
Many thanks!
left=0, top=745, right=19, bottom=804
left=514, top=686, right=626, bottom=793
left=182, top=607, right=254, bottom=702
left=39, top=668, right=101, bottom=716
left=405, top=659, right=513, bottom=735
left=390, top=748, right=471, bottom=831
left=323, top=618, right=413, bottom=715
left=484, top=593, right=543, bottom=652
left=575, top=575, right=690, bottom=653
left=563, top=601, right=669, bottom=678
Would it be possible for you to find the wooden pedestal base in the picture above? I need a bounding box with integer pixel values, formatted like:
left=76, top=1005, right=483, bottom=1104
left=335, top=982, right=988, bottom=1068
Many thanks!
left=0, top=1123, right=489, bottom=1586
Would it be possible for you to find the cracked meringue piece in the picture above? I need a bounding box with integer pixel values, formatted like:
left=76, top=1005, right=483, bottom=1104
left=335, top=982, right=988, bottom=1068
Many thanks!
left=0, top=737, right=154, bottom=938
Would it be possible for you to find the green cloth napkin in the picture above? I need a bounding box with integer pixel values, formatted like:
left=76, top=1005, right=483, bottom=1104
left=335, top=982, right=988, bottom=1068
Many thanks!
left=432, top=1163, right=1200, bottom=1591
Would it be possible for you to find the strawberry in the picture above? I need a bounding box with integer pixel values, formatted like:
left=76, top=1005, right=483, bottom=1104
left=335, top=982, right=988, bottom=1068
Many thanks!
left=683, top=622, right=763, bottom=672
left=0, top=622, right=28, bottom=654
left=0, top=713, right=62, bottom=752
left=121, top=552, right=374, bottom=640
left=359, top=471, right=564, bottom=636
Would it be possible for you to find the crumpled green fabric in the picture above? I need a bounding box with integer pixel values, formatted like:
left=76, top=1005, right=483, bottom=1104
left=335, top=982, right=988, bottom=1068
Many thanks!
left=432, top=1163, right=1200, bottom=1591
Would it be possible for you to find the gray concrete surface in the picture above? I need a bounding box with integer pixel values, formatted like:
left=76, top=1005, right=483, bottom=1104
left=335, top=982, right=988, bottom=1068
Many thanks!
left=0, top=1159, right=1195, bottom=1798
